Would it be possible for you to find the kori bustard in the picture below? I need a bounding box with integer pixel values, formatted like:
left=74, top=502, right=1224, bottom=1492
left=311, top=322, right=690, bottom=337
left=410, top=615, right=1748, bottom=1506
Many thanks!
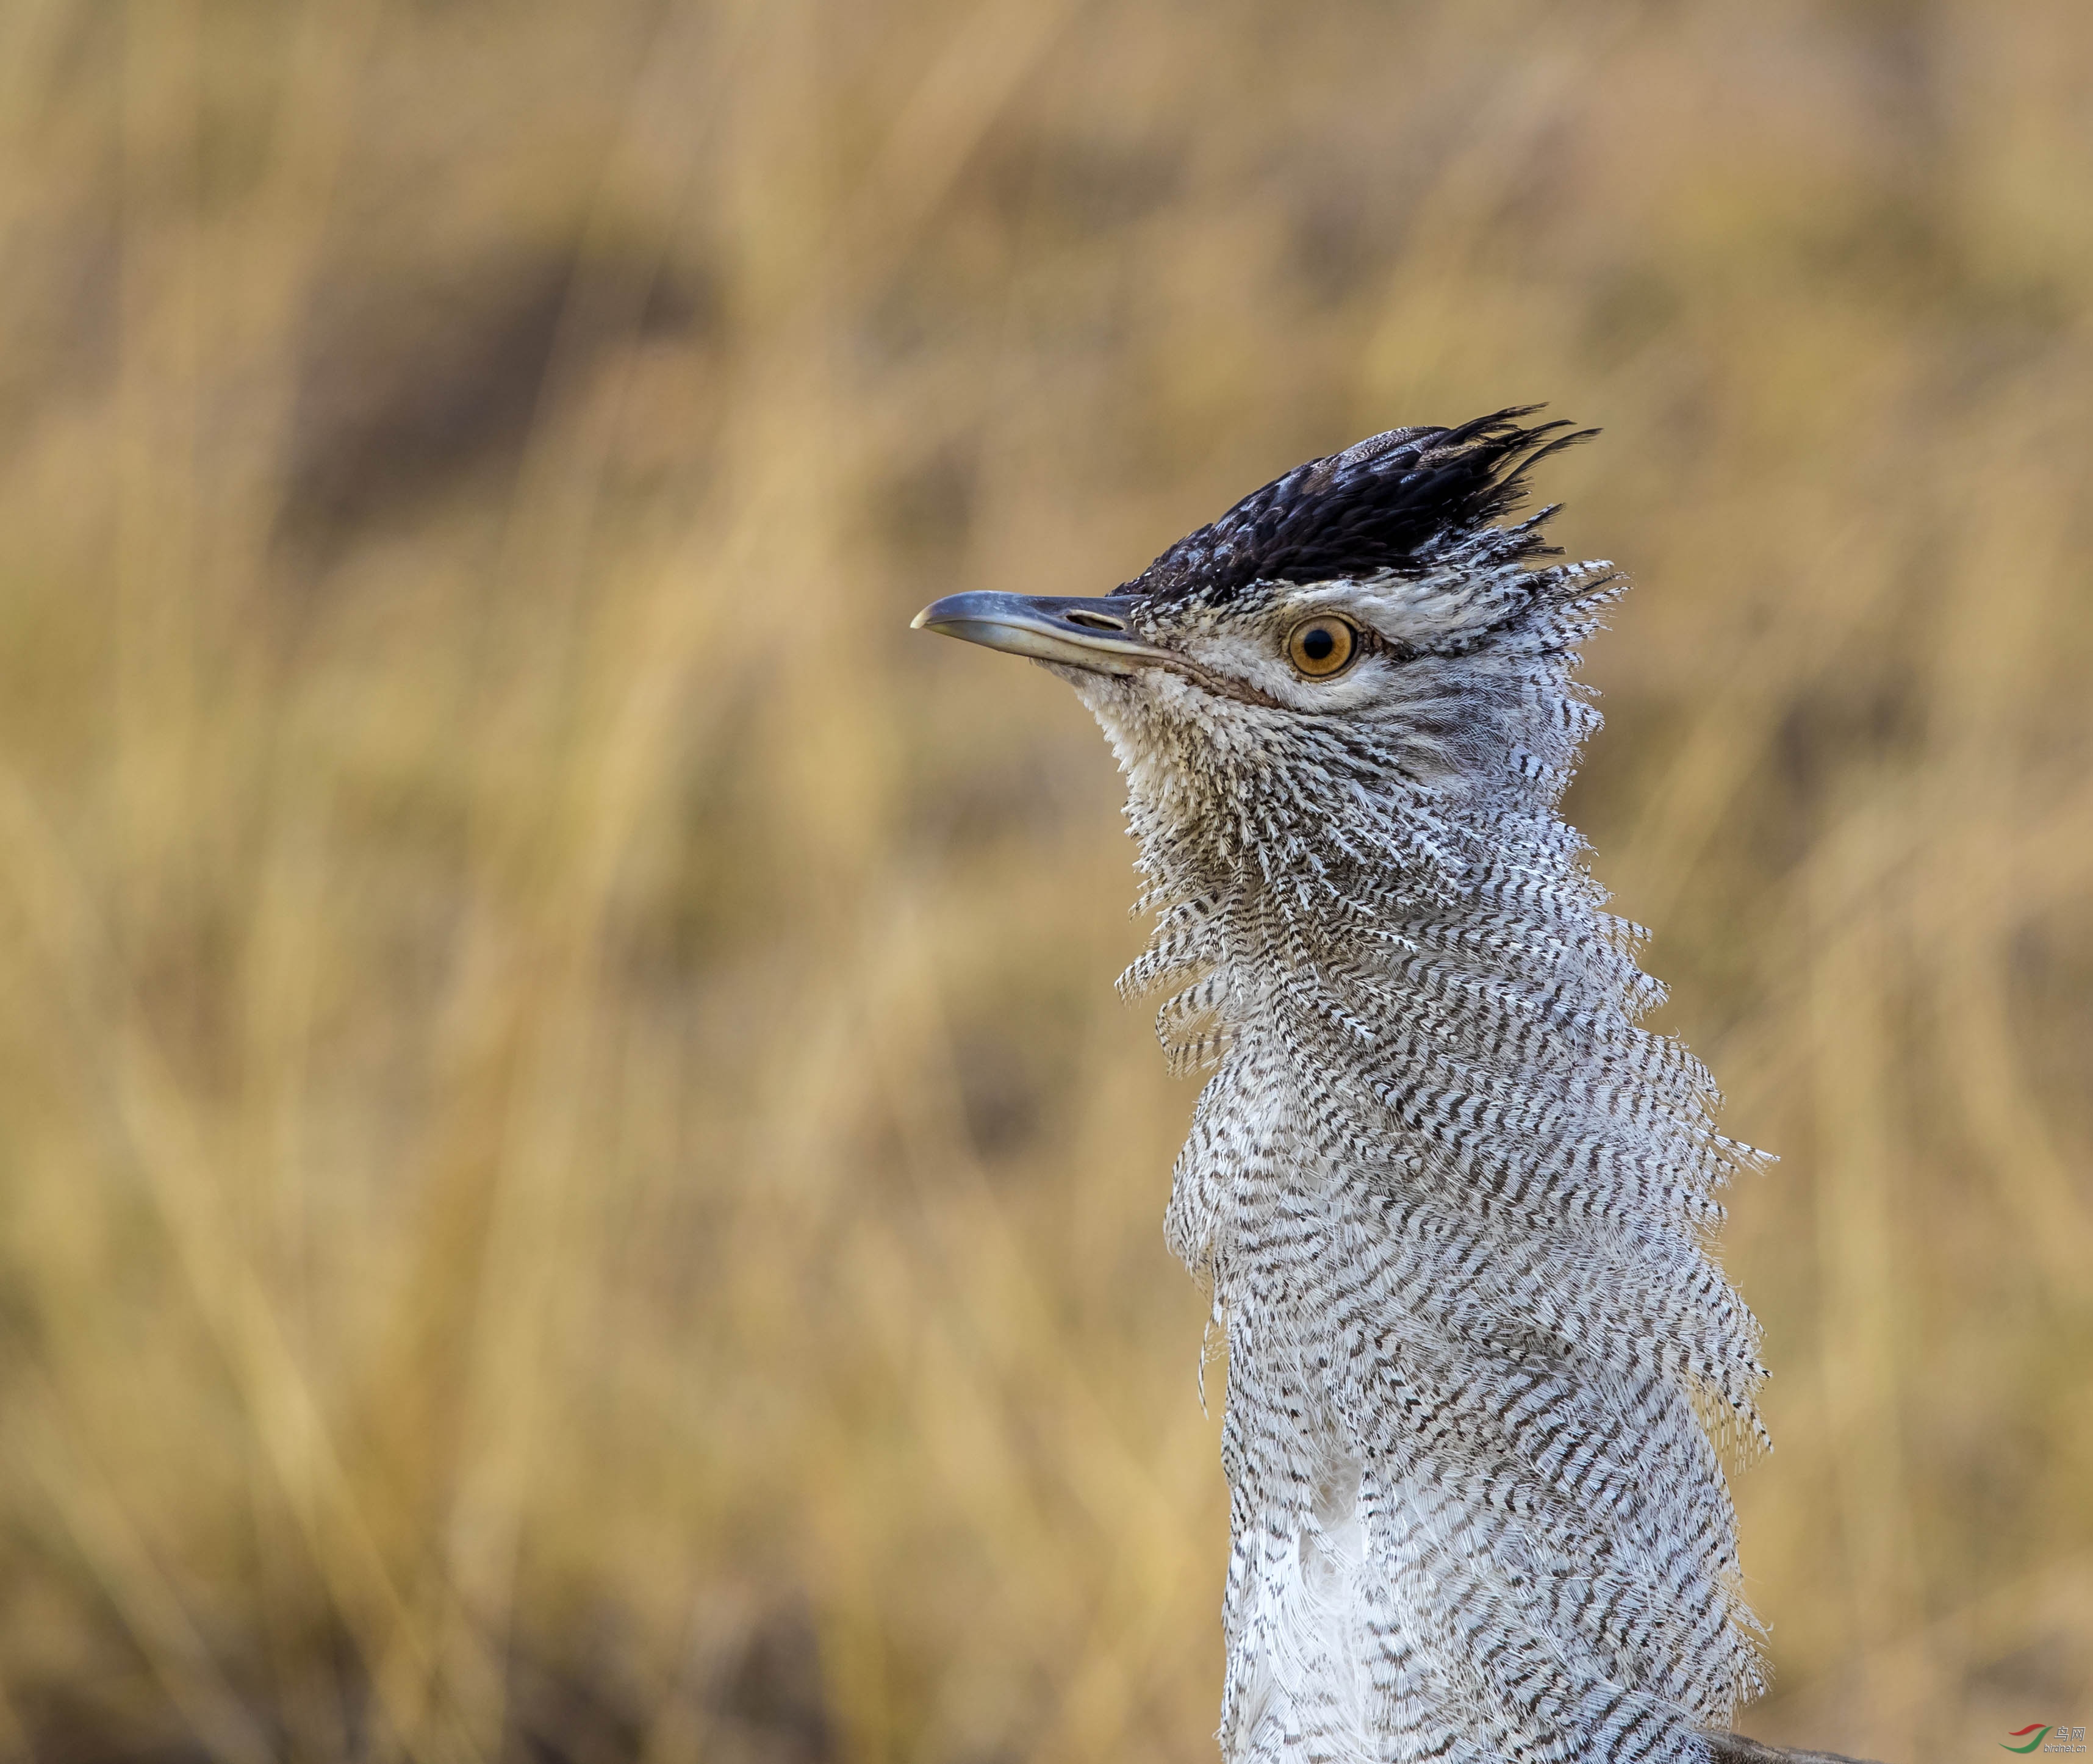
left=913, top=414, right=1851, bottom=1764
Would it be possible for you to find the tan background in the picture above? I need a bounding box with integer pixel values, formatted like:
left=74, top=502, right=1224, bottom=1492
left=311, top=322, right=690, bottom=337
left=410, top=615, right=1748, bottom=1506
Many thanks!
left=0, top=2, right=2087, bottom=1760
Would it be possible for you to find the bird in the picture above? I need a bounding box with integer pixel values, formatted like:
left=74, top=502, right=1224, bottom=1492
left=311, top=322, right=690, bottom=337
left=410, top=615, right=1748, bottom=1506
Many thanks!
left=913, top=411, right=1777, bottom=1764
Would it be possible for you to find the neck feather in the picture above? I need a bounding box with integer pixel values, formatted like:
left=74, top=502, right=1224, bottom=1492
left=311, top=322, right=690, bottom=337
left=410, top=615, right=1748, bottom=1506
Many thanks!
left=1087, top=573, right=1767, bottom=1764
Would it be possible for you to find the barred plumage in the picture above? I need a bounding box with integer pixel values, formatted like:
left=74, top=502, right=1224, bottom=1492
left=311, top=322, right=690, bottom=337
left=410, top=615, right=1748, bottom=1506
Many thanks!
left=915, top=412, right=1770, bottom=1764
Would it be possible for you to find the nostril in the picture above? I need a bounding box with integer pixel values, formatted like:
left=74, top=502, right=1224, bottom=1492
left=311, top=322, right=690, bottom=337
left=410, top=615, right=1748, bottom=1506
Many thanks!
left=1064, top=610, right=1125, bottom=631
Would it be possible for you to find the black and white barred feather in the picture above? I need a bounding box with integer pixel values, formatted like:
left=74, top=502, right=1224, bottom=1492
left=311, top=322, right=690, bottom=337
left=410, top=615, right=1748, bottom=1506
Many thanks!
left=1062, top=414, right=1768, bottom=1764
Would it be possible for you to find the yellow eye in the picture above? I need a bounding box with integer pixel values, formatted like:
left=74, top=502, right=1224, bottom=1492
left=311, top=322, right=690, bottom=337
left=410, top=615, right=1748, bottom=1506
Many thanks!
left=1285, top=616, right=1358, bottom=678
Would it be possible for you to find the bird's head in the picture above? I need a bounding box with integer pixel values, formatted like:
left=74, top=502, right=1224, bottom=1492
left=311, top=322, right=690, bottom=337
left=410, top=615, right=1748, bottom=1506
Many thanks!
left=914, top=409, right=1612, bottom=869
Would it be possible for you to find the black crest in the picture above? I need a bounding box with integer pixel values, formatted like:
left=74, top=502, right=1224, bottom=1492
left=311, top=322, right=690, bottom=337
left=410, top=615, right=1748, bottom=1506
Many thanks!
left=1118, top=408, right=1593, bottom=604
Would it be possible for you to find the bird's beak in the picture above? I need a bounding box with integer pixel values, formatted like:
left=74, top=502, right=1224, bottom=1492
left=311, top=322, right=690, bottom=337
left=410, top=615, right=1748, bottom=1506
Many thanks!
left=910, top=592, right=1168, bottom=678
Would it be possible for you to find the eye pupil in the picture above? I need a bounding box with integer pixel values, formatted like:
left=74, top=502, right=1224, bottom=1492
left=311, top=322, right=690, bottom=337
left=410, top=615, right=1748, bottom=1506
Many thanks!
left=1302, top=627, right=1334, bottom=661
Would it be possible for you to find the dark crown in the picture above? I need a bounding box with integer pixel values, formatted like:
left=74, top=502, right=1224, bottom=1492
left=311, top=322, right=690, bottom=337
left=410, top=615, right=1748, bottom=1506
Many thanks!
left=1118, top=407, right=1593, bottom=604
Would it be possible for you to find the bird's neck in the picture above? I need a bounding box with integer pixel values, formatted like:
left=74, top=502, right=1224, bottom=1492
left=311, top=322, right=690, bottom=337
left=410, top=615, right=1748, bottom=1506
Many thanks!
left=1110, top=732, right=1767, bottom=1763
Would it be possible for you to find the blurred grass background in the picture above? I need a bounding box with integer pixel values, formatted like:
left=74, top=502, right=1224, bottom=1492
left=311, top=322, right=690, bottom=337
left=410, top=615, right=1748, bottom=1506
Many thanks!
left=0, top=1, right=2087, bottom=1760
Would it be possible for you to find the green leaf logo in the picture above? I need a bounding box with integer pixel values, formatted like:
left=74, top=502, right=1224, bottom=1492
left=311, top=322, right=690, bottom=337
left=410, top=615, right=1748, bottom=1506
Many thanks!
left=2003, top=1727, right=2053, bottom=1754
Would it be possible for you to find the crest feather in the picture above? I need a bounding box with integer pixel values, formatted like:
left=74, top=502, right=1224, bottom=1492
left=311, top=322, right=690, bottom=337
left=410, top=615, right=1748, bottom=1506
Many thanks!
left=1119, top=408, right=1595, bottom=604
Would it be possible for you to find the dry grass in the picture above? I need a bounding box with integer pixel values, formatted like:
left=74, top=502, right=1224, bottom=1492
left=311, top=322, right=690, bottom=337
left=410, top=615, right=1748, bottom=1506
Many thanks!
left=0, top=2, right=2088, bottom=1760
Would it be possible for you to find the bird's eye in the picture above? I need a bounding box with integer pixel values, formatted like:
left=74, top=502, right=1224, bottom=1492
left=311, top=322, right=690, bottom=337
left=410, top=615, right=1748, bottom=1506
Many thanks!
left=1285, top=617, right=1359, bottom=679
